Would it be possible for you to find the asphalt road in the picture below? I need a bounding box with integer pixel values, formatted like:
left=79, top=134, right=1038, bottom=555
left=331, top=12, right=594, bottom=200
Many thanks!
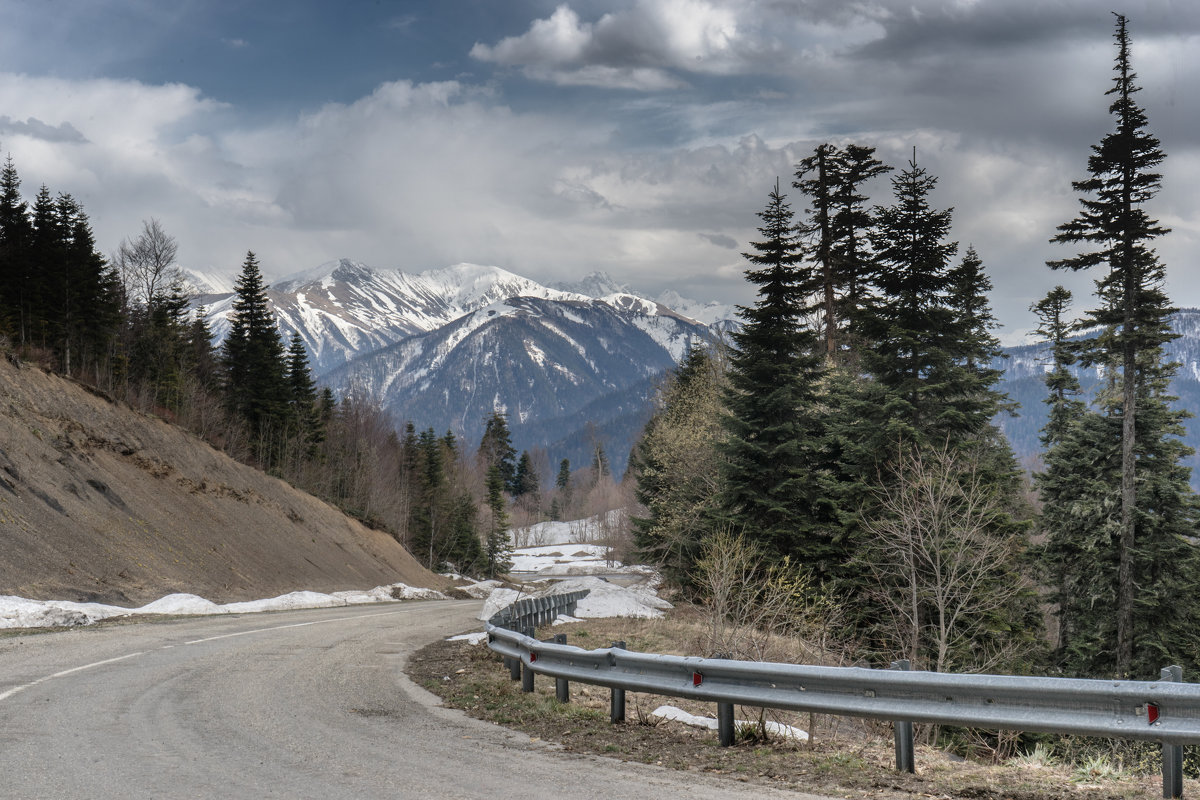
left=0, top=601, right=834, bottom=799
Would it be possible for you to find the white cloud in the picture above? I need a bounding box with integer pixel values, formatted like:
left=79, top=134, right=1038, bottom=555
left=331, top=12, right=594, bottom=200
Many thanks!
left=471, top=0, right=772, bottom=89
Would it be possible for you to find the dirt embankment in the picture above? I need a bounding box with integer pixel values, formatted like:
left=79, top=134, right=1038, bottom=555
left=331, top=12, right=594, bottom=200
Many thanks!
left=0, top=357, right=445, bottom=605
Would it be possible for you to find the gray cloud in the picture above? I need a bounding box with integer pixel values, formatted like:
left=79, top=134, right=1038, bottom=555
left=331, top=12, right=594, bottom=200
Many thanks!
left=0, top=116, right=88, bottom=144
left=700, top=232, right=737, bottom=249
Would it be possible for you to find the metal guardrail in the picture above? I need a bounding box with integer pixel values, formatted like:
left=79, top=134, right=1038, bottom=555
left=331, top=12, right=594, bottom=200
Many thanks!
left=487, top=589, right=590, bottom=632
left=486, top=625, right=1197, bottom=797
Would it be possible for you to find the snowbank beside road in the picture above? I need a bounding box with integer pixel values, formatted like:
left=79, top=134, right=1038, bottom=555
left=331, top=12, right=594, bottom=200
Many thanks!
left=0, top=583, right=447, bottom=630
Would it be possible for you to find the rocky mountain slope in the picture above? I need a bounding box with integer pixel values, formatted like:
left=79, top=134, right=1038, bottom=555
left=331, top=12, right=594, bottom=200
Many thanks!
left=0, top=356, right=444, bottom=605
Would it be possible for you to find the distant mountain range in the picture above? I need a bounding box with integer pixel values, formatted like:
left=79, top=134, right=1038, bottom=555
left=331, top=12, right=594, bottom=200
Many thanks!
left=185, top=260, right=1200, bottom=487
left=185, top=260, right=728, bottom=475
left=994, top=308, right=1200, bottom=488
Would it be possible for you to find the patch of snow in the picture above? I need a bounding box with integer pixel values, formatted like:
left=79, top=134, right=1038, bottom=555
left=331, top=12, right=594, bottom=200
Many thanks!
left=0, top=582, right=449, bottom=630
left=651, top=705, right=808, bottom=741
left=457, top=579, right=503, bottom=599
left=446, top=631, right=490, bottom=645
left=479, top=588, right=522, bottom=622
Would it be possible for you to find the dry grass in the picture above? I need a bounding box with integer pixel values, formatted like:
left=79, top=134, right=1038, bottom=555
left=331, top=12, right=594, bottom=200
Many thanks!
left=410, top=609, right=1187, bottom=800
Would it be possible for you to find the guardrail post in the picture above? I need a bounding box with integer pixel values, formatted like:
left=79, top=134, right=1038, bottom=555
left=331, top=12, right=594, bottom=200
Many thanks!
left=610, top=641, right=626, bottom=723
left=554, top=634, right=570, bottom=703
left=890, top=659, right=915, bottom=774
left=717, top=702, right=735, bottom=746
left=1162, top=665, right=1184, bottom=799
left=506, top=655, right=521, bottom=680
left=521, top=625, right=536, bottom=692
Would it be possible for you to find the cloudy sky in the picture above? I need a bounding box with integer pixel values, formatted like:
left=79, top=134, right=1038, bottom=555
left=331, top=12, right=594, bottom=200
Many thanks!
left=1, top=0, right=1197, bottom=341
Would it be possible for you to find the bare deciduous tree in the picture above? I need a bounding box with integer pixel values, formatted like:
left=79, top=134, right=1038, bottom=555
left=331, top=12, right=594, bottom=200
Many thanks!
left=114, top=218, right=181, bottom=308
left=860, top=444, right=1034, bottom=675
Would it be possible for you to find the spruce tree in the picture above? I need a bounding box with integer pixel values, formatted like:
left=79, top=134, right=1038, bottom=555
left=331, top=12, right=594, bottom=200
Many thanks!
left=793, top=143, right=890, bottom=361
left=484, top=465, right=513, bottom=577
left=410, top=428, right=450, bottom=568
left=720, top=181, right=838, bottom=576
left=477, top=411, right=517, bottom=491
left=223, top=252, right=290, bottom=445
left=832, top=144, right=891, bottom=346
left=632, top=343, right=728, bottom=589
left=1045, top=13, right=1199, bottom=677
left=0, top=155, right=32, bottom=340
left=512, top=451, right=539, bottom=498
left=859, top=153, right=960, bottom=448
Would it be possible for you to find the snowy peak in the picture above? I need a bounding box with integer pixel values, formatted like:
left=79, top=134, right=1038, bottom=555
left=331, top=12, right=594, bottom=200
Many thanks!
left=420, top=263, right=587, bottom=311
left=551, top=271, right=633, bottom=298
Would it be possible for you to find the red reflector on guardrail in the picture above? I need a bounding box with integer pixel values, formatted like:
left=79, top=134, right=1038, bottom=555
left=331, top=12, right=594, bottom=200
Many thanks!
left=693, top=672, right=703, bottom=687
left=530, top=652, right=538, bottom=663
left=1148, top=703, right=1160, bottom=725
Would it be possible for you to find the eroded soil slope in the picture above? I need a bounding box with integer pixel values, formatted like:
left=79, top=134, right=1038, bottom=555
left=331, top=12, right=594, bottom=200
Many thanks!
left=0, top=357, right=444, bottom=605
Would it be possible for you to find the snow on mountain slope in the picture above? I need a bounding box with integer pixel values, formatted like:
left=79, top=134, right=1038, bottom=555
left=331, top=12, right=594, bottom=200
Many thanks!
left=321, top=294, right=712, bottom=458
left=191, top=259, right=726, bottom=376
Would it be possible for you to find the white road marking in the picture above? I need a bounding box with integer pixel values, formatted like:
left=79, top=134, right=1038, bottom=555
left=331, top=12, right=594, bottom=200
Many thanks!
left=0, top=606, right=414, bottom=703
left=0, top=651, right=145, bottom=702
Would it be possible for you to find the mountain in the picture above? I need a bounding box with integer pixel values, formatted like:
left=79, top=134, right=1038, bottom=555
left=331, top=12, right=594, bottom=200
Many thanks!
left=553, top=270, right=740, bottom=327
left=322, top=293, right=711, bottom=474
left=185, top=260, right=717, bottom=473
left=191, top=260, right=592, bottom=375
left=995, top=308, right=1200, bottom=487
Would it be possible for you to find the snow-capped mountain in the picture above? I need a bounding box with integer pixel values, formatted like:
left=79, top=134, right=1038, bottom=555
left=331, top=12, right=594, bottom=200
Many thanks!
left=190, top=260, right=593, bottom=375
left=995, top=308, right=1200, bottom=487
left=553, top=271, right=740, bottom=327
left=323, top=293, right=711, bottom=472
left=185, top=259, right=717, bottom=472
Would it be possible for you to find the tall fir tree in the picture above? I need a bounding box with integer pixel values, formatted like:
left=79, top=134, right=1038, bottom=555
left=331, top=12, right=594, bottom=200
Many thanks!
left=0, top=155, right=32, bottom=340
left=222, top=251, right=290, bottom=443
left=858, top=153, right=960, bottom=448
left=484, top=464, right=514, bottom=577
left=1045, top=13, right=1200, bottom=677
left=477, top=411, right=517, bottom=492
left=793, top=143, right=890, bottom=362
left=512, top=450, right=539, bottom=498
left=720, top=181, right=838, bottom=577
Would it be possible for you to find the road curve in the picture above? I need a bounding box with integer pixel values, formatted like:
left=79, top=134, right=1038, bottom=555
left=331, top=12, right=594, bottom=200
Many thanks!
left=0, top=601, right=832, bottom=799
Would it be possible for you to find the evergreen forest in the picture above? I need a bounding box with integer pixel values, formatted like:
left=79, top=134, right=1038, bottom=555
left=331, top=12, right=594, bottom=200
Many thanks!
left=632, top=14, right=1200, bottom=682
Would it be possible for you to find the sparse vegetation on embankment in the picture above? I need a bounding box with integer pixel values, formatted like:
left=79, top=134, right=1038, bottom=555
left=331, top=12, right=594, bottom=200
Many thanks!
left=410, top=607, right=1192, bottom=800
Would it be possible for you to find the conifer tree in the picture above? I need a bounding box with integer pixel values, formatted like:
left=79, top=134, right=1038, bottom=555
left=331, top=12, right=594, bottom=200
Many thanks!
left=285, top=333, right=317, bottom=413
left=793, top=143, right=890, bottom=361
left=512, top=450, right=538, bottom=498
left=477, top=411, right=517, bottom=491
left=186, top=306, right=221, bottom=385
left=0, top=155, right=32, bottom=339
left=1045, top=13, right=1200, bottom=677
left=484, top=464, right=513, bottom=577
left=859, top=154, right=960, bottom=448
left=941, top=246, right=1010, bottom=431
left=410, top=428, right=450, bottom=568
left=833, top=145, right=891, bottom=344
left=720, top=181, right=838, bottom=576
left=223, top=252, right=289, bottom=437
